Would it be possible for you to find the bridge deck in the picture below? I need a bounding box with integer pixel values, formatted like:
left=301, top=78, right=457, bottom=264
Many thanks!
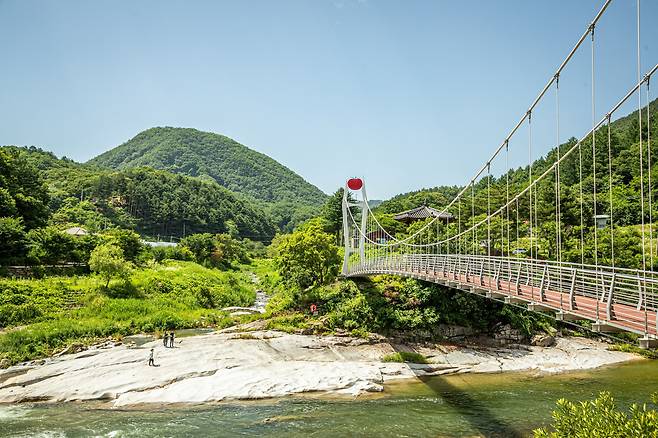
left=348, top=261, right=658, bottom=338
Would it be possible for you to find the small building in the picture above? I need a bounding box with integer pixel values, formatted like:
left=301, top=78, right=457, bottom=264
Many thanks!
left=393, top=205, right=453, bottom=225
left=594, top=214, right=610, bottom=229
left=64, top=226, right=88, bottom=236
left=143, top=241, right=178, bottom=248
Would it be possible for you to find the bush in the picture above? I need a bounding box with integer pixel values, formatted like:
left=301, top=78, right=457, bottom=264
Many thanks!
left=534, top=391, right=658, bottom=437
left=382, top=352, right=428, bottom=364
left=180, top=233, right=247, bottom=268
left=144, top=277, right=175, bottom=294
left=265, top=313, right=309, bottom=333
left=609, top=343, right=658, bottom=359
left=0, top=303, right=42, bottom=327
left=151, top=245, right=194, bottom=262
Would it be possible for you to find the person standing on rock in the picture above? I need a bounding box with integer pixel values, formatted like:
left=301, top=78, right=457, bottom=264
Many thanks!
left=163, top=332, right=169, bottom=348
left=169, top=331, right=175, bottom=348
left=148, top=348, right=155, bottom=366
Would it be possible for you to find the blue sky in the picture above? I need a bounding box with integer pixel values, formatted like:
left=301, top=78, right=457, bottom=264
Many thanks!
left=1, top=0, right=656, bottom=199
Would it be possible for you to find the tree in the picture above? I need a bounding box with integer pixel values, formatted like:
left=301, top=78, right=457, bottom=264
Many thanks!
left=179, top=232, right=247, bottom=268
left=0, top=217, right=27, bottom=265
left=26, top=226, right=77, bottom=265
left=272, top=222, right=341, bottom=289
left=179, top=233, right=216, bottom=264
left=0, top=148, right=50, bottom=229
left=101, top=228, right=144, bottom=262
left=321, top=188, right=355, bottom=244
left=213, top=233, right=248, bottom=267
left=89, top=243, right=131, bottom=288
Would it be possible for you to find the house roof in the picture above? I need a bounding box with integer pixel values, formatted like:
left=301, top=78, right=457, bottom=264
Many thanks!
left=393, top=205, right=453, bottom=222
left=64, top=226, right=88, bottom=236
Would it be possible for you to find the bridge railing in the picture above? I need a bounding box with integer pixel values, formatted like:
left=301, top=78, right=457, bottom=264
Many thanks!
left=347, top=253, right=658, bottom=336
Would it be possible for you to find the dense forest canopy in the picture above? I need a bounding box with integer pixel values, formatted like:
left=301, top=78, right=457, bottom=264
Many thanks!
left=87, top=127, right=327, bottom=207
left=0, top=146, right=276, bottom=241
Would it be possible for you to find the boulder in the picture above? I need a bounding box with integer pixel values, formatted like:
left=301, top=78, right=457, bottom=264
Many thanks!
left=531, top=334, right=556, bottom=347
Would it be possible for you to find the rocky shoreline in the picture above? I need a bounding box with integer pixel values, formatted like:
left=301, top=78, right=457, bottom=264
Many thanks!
left=0, top=329, right=639, bottom=407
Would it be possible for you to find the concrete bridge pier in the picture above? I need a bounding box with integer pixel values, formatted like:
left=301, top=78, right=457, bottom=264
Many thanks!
left=639, top=337, right=658, bottom=349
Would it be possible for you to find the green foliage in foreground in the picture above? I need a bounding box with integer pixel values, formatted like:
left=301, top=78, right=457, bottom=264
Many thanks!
left=381, top=352, right=428, bottom=364
left=0, top=261, right=255, bottom=365
left=534, top=391, right=658, bottom=438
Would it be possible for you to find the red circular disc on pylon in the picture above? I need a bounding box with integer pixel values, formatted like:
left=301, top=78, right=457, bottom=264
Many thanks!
left=347, top=178, right=363, bottom=191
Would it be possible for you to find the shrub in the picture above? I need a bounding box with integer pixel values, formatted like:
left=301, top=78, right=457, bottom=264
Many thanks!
left=381, top=352, right=428, bottom=364
left=609, top=343, right=658, bottom=359
left=145, top=277, right=175, bottom=294
left=534, top=391, right=658, bottom=437
left=0, top=303, right=42, bottom=327
left=265, top=313, right=309, bottom=333
left=151, top=245, right=194, bottom=262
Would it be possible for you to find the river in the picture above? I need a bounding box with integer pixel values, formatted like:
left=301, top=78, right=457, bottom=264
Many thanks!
left=1, top=359, right=656, bottom=437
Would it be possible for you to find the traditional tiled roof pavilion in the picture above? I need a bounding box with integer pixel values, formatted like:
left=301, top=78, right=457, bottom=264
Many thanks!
left=393, top=205, right=453, bottom=224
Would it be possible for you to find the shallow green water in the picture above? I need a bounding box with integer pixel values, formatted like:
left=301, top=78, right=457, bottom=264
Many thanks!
left=2, top=360, right=657, bottom=438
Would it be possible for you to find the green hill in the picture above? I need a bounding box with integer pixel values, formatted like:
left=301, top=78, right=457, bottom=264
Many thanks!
left=88, top=127, right=327, bottom=206
left=2, top=146, right=277, bottom=241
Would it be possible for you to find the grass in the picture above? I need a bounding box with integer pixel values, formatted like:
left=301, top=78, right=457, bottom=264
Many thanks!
left=0, top=260, right=256, bottom=366
left=381, top=351, right=429, bottom=364
left=609, top=343, right=658, bottom=359
left=264, top=313, right=310, bottom=333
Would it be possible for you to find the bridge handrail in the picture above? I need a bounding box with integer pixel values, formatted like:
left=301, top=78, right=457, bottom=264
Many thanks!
left=347, top=253, right=658, bottom=312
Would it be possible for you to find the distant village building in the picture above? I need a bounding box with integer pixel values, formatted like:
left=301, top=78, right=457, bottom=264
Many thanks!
left=393, top=205, right=453, bottom=225
left=594, top=214, right=610, bottom=229
left=143, top=241, right=178, bottom=248
left=64, top=226, right=88, bottom=236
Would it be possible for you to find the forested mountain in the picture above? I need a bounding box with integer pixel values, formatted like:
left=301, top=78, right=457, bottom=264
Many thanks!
left=1, top=146, right=276, bottom=240
left=376, top=186, right=461, bottom=214
left=374, top=98, right=658, bottom=270
left=88, top=127, right=327, bottom=207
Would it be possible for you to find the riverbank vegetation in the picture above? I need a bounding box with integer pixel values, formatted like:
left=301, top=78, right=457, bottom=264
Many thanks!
left=262, top=220, right=554, bottom=339
left=0, top=260, right=255, bottom=365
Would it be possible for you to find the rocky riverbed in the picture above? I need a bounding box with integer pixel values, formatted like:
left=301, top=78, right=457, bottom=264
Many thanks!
left=0, top=329, right=638, bottom=407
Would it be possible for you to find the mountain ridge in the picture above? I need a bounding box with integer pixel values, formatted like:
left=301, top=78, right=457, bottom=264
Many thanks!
left=87, top=127, right=327, bottom=207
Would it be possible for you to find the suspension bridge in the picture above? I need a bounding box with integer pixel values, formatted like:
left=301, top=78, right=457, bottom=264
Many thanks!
left=342, top=0, right=658, bottom=348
